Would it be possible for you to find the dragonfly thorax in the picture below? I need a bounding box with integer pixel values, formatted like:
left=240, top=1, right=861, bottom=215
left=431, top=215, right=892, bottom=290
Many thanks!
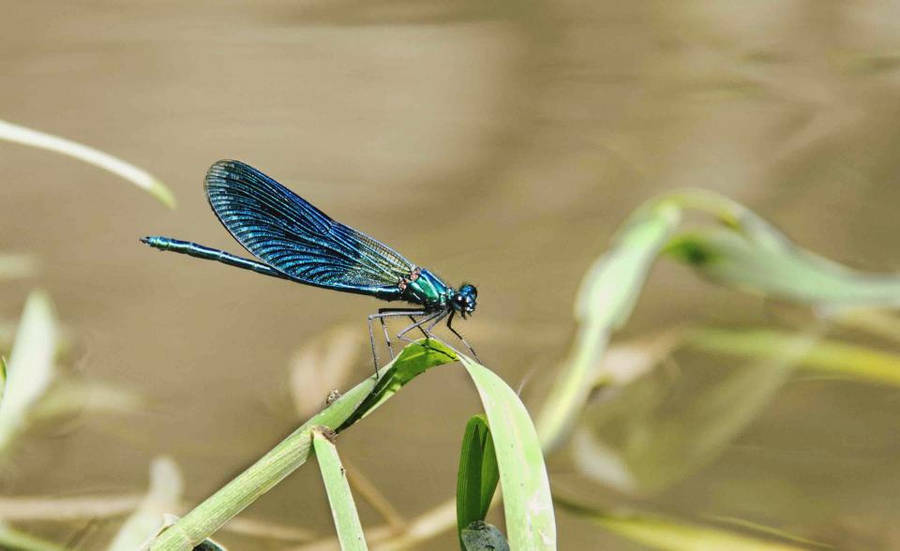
left=400, top=268, right=476, bottom=316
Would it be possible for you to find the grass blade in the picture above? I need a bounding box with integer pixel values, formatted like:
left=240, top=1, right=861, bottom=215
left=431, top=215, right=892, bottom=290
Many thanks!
left=460, top=355, right=556, bottom=550
left=665, top=229, right=900, bottom=308
left=456, top=415, right=499, bottom=547
left=312, top=428, right=368, bottom=551
left=150, top=340, right=456, bottom=550
left=537, top=200, right=681, bottom=450
left=0, top=118, right=175, bottom=208
left=0, top=291, right=58, bottom=453
left=687, top=327, right=900, bottom=386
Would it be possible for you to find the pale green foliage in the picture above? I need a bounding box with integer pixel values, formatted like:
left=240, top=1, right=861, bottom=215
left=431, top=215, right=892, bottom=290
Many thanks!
left=0, top=119, right=176, bottom=208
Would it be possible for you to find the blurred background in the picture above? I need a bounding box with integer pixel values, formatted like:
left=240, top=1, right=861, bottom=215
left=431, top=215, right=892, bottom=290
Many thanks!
left=3, top=1, right=900, bottom=549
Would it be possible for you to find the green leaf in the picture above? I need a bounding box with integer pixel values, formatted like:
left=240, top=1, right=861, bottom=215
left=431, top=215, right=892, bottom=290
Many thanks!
left=109, top=457, right=183, bottom=551
left=537, top=200, right=681, bottom=450
left=456, top=415, right=499, bottom=547
left=0, top=118, right=176, bottom=208
left=0, top=291, right=58, bottom=453
left=0, top=522, right=66, bottom=551
left=461, top=520, right=509, bottom=551
left=150, top=340, right=457, bottom=550
left=460, top=355, right=556, bottom=550
left=312, top=428, right=368, bottom=551
left=665, top=229, right=900, bottom=308
left=557, top=498, right=808, bottom=551
left=687, top=327, right=900, bottom=386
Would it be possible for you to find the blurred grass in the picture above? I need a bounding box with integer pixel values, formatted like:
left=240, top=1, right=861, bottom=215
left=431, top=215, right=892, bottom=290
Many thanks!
left=556, top=498, right=809, bottom=551
left=0, top=291, right=58, bottom=454
left=0, top=119, right=175, bottom=208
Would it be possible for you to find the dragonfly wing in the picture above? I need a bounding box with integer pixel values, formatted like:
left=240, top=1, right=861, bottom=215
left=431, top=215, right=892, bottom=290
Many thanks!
left=205, top=160, right=415, bottom=297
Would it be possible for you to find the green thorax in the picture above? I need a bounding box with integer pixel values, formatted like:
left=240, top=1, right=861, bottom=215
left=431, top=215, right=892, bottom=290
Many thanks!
left=402, top=268, right=452, bottom=310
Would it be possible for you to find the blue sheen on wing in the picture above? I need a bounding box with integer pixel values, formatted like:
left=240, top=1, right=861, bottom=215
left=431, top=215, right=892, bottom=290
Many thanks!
left=205, top=160, right=414, bottom=299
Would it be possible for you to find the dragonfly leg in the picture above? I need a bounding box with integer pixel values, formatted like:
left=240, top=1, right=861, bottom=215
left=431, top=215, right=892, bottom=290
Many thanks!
left=396, top=311, right=445, bottom=344
left=447, top=311, right=479, bottom=361
left=379, top=316, right=394, bottom=360
left=367, top=309, right=429, bottom=377
left=408, top=315, right=430, bottom=338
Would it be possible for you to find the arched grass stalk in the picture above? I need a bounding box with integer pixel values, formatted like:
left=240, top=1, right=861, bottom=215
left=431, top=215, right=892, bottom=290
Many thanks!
left=150, top=341, right=555, bottom=551
left=0, top=118, right=175, bottom=208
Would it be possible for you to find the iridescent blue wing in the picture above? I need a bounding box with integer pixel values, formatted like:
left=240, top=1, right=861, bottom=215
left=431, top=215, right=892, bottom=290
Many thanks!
left=205, top=160, right=415, bottom=299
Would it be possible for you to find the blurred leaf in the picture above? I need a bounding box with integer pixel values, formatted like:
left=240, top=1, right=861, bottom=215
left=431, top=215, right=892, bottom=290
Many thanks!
left=574, top=331, right=818, bottom=494
left=151, top=340, right=456, bottom=550
left=461, top=520, right=509, bottom=551
left=0, top=254, right=37, bottom=280
left=460, top=355, right=556, bottom=551
left=34, top=379, right=142, bottom=420
left=0, top=522, right=66, bottom=551
left=0, top=119, right=176, bottom=208
left=291, top=325, right=363, bottom=418
left=832, top=309, right=900, bottom=345
left=537, top=200, right=682, bottom=450
left=456, top=415, right=499, bottom=547
left=557, top=498, right=807, bottom=551
left=665, top=229, right=900, bottom=308
left=0, top=494, right=140, bottom=520
left=0, top=291, right=58, bottom=452
left=312, top=428, right=368, bottom=551
left=109, top=457, right=183, bottom=551
left=0, top=356, right=6, bottom=404
left=687, top=327, right=900, bottom=386
left=595, top=331, right=683, bottom=387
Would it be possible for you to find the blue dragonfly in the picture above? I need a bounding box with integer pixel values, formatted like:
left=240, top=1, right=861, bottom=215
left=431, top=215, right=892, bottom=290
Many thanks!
left=142, top=160, right=477, bottom=373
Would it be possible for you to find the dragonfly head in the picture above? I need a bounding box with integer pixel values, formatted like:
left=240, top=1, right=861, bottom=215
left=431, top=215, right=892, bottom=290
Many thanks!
left=451, top=284, right=477, bottom=318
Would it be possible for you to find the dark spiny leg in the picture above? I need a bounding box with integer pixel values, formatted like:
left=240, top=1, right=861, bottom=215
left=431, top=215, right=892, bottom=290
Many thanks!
left=379, top=316, right=394, bottom=360
left=396, top=311, right=444, bottom=343
left=408, top=315, right=429, bottom=338
left=367, top=309, right=428, bottom=377
left=447, top=312, right=479, bottom=360
left=366, top=313, right=382, bottom=377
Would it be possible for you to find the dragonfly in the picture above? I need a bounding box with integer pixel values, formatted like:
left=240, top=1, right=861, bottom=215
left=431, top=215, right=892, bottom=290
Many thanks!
left=141, top=160, right=478, bottom=374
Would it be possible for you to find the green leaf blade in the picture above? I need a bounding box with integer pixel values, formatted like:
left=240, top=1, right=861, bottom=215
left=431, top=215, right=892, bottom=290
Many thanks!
left=313, top=428, right=368, bottom=551
left=456, top=415, right=499, bottom=547
left=460, top=356, right=556, bottom=551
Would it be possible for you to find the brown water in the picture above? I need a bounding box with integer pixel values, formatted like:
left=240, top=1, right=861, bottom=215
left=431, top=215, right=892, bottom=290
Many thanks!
left=3, top=2, right=900, bottom=549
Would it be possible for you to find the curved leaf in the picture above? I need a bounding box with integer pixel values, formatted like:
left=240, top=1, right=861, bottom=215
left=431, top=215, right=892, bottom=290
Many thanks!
left=0, top=119, right=175, bottom=208
left=460, top=355, right=556, bottom=550
left=150, top=340, right=456, bottom=550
